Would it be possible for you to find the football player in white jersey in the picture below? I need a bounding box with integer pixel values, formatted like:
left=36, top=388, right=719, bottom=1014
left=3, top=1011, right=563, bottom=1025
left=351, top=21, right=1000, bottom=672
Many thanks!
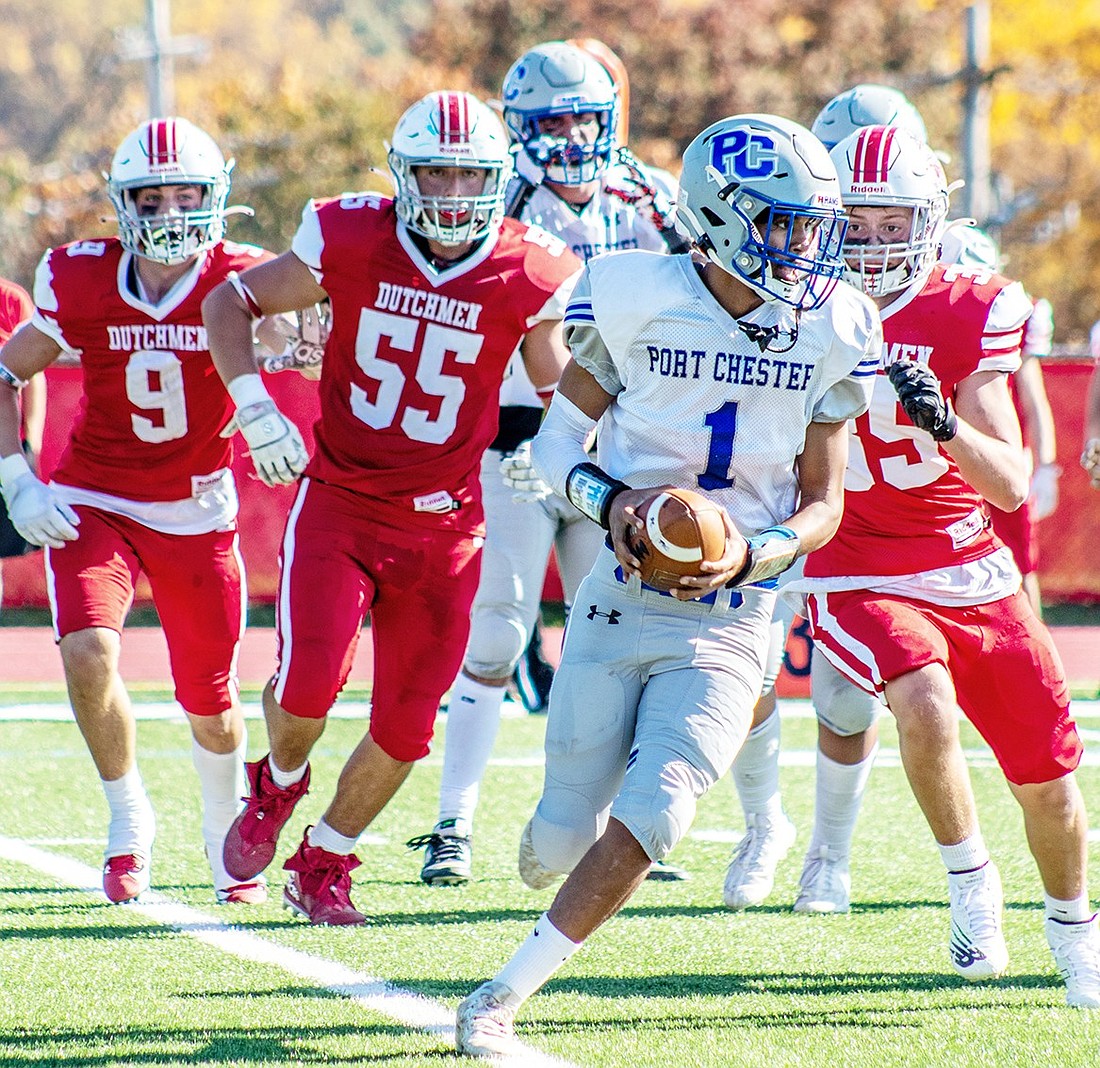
left=411, top=39, right=690, bottom=888
left=454, top=113, right=881, bottom=1057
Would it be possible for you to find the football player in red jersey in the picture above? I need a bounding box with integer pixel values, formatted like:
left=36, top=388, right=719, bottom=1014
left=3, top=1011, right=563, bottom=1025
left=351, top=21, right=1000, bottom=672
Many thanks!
left=203, top=90, right=581, bottom=925
left=0, top=276, right=44, bottom=592
left=796, top=125, right=1099, bottom=1006
left=0, top=118, right=279, bottom=906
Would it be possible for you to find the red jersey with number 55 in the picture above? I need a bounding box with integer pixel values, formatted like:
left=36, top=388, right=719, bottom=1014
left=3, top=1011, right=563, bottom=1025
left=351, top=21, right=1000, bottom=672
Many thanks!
left=288, top=195, right=580, bottom=530
left=33, top=238, right=273, bottom=502
left=806, top=262, right=1033, bottom=578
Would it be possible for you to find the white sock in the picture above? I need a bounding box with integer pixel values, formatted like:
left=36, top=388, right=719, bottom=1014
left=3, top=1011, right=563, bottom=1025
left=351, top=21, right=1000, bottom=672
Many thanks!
left=102, top=766, right=156, bottom=858
left=192, top=738, right=251, bottom=888
left=1045, top=893, right=1094, bottom=924
left=807, top=745, right=877, bottom=856
left=495, top=913, right=582, bottom=1003
left=438, top=674, right=506, bottom=833
left=939, top=833, right=989, bottom=874
left=269, top=754, right=308, bottom=789
left=308, top=818, right=359, bottom=856
left=731, top=709, right=783, bottom=822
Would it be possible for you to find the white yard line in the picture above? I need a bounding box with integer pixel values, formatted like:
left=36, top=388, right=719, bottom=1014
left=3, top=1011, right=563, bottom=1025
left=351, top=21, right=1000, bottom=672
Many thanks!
left=0, top=835, right=577, bottom=1067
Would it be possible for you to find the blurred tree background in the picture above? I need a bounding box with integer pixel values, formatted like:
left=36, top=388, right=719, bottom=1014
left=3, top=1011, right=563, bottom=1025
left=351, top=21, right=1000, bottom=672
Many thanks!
left=0, top=0, right=1096, bottom=341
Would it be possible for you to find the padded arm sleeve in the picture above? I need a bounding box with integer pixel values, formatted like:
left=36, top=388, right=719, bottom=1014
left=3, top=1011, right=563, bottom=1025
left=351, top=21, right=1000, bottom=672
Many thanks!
left=530, top=391, right=599, bottom=499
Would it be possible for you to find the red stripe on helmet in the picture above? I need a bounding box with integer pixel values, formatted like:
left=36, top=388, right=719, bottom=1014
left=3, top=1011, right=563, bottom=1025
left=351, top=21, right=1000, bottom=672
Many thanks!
left=439, top=92, right=470, bottom=145
left=853, top=126, right=896, bottom=184
left=145, top=119, right=179, bottom=166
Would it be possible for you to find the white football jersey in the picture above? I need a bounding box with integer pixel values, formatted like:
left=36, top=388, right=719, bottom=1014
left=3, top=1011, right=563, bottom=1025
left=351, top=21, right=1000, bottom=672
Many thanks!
left=499, top=166, right=671, bottom=408
left=563, top=250, right=882, bottom=535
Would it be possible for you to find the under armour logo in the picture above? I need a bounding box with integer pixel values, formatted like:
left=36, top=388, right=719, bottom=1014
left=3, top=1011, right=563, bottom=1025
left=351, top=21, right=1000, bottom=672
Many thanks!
left=737, top=320, right=799, bottom=354
left=587, top=605, right=622, bottom=624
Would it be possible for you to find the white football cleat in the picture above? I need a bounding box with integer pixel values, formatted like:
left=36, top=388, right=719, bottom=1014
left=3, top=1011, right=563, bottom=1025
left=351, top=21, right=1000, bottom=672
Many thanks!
left=722, top=811, right=796, bottom=909
left=518, top=820, right=561, bottom=891
left=1046, top=914, right=1100, bottom=1009
left=455, top=980, right=523, bottom=1058
left=947, top=861, right=1009, bottom=980
left=793, top=845, right=851, bottom=914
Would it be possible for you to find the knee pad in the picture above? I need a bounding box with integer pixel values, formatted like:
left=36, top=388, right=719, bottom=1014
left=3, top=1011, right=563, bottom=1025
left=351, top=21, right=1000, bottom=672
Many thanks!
left=758, top=617, right=787, bottom=697
left=613, top=758, right=703, bottom=860
left=529, top=795, right=604, bottom=874
left=464, top=607, right=527, bottom=679
left=812, top=653, right=881, bottom=736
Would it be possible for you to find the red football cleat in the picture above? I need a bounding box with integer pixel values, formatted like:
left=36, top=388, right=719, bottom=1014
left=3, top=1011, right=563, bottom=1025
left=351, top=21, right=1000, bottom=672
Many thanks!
left=103, top=854, right=150, bottom=904
left=216, top=881, right=269, bottom=905
left=282, top=833, right=365, bottom=926
left=222, top=757, right=310, bottom=882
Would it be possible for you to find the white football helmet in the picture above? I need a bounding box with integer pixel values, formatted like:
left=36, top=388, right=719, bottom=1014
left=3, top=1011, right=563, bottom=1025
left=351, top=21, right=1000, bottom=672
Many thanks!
left=811, top=84, right=928, bottom=150
left=938, top=218, right=1001, bottom=270
left=387, top=91, right=513, bottom=246
left=831, top=125, right=950, bottom=296
left=502, top=41, right=618, bottom=185
left=676, top=114, right=848, bottom=310
left=107, top=117, right=234, bottom=265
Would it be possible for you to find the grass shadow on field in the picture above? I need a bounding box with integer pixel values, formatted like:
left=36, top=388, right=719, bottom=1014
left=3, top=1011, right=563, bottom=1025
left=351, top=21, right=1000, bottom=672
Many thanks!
left=406, top=968, right=1068, bottom=1006
left=0, top=1023, right=454, bottom=1066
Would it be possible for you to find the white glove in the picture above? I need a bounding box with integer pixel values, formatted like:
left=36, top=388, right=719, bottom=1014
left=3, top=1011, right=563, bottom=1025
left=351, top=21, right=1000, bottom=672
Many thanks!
left=0, top=454, right=80, bottom=549
left=500, top=440, right=552, bottom=503
left=1028, top=462, right=1060, bottom=520
left=223, top=375, right=308, bottom=487
left=1083, top=438, right=1100, bottom=490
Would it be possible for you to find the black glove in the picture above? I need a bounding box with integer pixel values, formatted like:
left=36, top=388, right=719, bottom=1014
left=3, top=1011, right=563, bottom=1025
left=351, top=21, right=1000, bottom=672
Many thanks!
left=886, top=360, right=958, bottom=442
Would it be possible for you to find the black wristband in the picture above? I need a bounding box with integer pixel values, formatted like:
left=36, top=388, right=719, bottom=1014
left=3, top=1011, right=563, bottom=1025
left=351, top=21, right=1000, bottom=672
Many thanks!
left=566, top=462, right=630, bottom=529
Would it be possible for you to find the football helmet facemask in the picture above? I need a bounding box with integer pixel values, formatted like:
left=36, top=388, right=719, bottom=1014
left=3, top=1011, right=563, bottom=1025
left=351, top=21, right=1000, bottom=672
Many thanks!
left=387, top=91, right=513, bottom=246
left=502, top=41, right=618, bottom=185
left=107, top=117, right=234, bottom=265
left=831, top=125, right=950, bottom=296
left=811, top=83, right=928, bottom=150
left=676, top=113, right=848, bottom=311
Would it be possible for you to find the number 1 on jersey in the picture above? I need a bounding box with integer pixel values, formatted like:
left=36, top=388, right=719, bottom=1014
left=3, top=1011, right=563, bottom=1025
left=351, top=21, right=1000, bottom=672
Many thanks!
left=698, top=401, right=738, bottom=490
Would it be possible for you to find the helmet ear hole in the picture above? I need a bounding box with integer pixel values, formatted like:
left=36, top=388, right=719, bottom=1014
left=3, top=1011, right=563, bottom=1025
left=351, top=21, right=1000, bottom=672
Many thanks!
left=700, top=207, right=725, bottom=227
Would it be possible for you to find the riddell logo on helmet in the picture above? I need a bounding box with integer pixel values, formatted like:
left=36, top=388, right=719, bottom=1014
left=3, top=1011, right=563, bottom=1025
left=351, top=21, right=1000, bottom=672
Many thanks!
left=850, top=183, right=888, bottom=193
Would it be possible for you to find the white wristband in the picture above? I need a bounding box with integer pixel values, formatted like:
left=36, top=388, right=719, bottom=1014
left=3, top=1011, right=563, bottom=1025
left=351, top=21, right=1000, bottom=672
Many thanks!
left=227, top=373, right=273, bottom=411
left=0, top=451, right=32, bottom=487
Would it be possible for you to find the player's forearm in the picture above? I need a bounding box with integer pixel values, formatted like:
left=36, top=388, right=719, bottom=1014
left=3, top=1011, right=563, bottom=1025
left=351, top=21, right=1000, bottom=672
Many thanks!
left=202, top=281, right=262, bottom=388
left=944, top=422, right=1029, bottom=512
left=0, top=387, right=26, bottom=460
left=20, top=374, right=46, bottom=453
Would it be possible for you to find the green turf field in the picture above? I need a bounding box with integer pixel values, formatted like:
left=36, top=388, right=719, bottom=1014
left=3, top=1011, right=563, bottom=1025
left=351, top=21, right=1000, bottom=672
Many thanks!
left=2, top=698, right=1099, bottom=1067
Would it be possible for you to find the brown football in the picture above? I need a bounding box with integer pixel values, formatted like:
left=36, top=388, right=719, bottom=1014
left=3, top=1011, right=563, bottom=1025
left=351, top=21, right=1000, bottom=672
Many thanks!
left=626, top=488, right=729, bottom=592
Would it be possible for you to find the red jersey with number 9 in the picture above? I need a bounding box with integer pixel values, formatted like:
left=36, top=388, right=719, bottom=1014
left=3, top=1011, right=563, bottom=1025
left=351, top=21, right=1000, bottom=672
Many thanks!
left=806, top=263, right=1033, bottom=578
left=33, top=238, right=273, bottom=502
left=288, top=195, right=580, bottom=531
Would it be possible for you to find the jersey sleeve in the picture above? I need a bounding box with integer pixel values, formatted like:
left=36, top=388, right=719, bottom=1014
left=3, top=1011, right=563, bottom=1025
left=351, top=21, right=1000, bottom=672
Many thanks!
left=0, top=279, right=32, bottom=343
left=812, top=289, right=881, bottom=423
left=528, top=267, right=582, bottom=326
left=1023, top=296, right=1054, bottom=358
left=562, top=266, right=623, bottom=396
left=977, top=279, right=1030, bottom=374
left=289, top=200, right=326, bottom=283
left=30, top=251, right=80, bottom=354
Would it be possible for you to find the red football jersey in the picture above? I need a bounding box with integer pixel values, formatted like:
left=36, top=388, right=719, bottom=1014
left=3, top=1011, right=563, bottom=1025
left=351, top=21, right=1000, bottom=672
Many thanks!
left=0, top=277, right=32, bottom=341
left=289, top=195, right=580, bottom=530
left=806, top=263, right=1033, bottom=578
left=34, top=239, right=273, bottom=502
